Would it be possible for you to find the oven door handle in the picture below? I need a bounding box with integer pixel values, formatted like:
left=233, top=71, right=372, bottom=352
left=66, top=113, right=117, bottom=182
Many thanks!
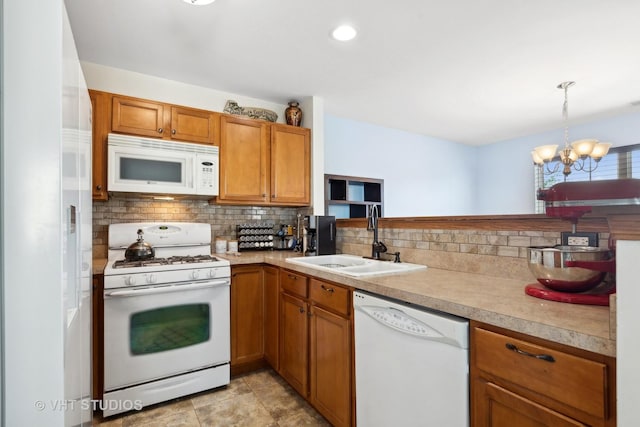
left=104, top=279, right=230, bottom=298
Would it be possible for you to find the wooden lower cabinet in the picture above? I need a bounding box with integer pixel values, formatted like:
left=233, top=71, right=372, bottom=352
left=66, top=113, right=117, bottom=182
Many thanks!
left=279, top=270, right=353, bottom=427
left=92, top=274, right=104, bottom=400
left=471, top=321, right=616, bottom=427
left=263, top=266, right=280, bottom=370
left=474, top=380, right=587, bottom=427
left=230, top=266, right=265, bottom=375
left=309, top=305, right=352, bottom=427
left=279, top=292, right=309, bottom=396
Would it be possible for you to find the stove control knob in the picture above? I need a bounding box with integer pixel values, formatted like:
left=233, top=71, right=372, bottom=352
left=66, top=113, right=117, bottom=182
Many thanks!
left=208, top=269, right=217, bottom=278
left=190, top=270, right=200, bottom=280
left=125, top=276, right=136, bottom=286
left=146, top=273, right=157, bottom=284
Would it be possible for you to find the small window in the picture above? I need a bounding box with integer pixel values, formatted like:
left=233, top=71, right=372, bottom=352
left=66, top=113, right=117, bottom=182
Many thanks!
left=534, top=144, right=640, bottom=213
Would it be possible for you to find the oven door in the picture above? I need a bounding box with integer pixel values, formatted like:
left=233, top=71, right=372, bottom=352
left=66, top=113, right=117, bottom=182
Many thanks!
left=103, top=279, right=230, bottom=391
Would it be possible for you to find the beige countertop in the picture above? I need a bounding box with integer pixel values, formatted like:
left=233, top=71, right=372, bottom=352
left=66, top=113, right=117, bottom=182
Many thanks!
left=95, top=250, right=615, bottom=357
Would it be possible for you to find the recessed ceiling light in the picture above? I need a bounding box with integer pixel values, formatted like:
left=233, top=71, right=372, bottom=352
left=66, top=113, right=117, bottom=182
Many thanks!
left=183, top=0, right=215, bottom=5
left=331, top=25, right=357, bottom=42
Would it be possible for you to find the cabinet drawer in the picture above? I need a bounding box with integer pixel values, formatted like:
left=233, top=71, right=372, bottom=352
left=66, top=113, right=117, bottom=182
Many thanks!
left=309, top=279, right=349, bottom=316
left=473, top=327, right=608, bottom=419
left=281, top=270, right=308, bottom=298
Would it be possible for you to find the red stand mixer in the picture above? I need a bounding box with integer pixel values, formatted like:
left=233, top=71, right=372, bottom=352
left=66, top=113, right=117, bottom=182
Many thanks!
left=525, top=179, right=640, bottom=306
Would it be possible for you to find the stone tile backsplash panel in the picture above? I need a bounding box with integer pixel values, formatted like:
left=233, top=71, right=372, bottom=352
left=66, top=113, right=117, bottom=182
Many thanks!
left=93, top=196, right=305, bottom=258
left=94, top=201, right=609, bottom=282
left=336, top=227, right=610, bottom=282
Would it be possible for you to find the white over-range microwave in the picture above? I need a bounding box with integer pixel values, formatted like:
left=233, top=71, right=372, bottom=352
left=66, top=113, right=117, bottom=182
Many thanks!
left=107, top=133, right=219, bottom=197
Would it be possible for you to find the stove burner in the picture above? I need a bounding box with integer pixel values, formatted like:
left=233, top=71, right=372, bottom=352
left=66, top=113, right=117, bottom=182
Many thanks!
left=112, top=255, right=219, bottom=269
left=167, top=255, right=218, bottom=264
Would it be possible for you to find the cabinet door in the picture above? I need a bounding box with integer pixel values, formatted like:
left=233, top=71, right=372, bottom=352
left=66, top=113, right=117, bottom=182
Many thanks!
left=264, top=266, right=279, bottom=370
left=474, top=379, right=587, bottom=427
left=279, top=292, right=309, bottom=397
left=270, top=124, right=310, bottom=205
left=474, top=327, right=608, bottom=420
left=92, top=274, right=104, bottom=400
left=89, top=90, right=110, bottom=200
left=170, top=106, right=218, bottom=145
left=218, top=115, right=269, bottom=203
left=309, top=305, right=352, bottom=427
left=230, top=266, right=264, bottom=370
left=111, top=96, right=165, bottom=138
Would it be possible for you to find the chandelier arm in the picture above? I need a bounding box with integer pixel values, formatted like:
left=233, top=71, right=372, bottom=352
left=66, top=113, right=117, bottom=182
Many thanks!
left=543, top=161, right=561, bottom=175
left=572, top=157, right=585, bottom=171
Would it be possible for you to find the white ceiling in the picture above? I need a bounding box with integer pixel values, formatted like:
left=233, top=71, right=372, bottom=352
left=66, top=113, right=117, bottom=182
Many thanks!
left=65, top=0, right=640, bottom=146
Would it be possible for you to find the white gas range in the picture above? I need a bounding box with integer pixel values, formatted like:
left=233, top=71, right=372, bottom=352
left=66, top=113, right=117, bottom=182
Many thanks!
left=102, top=222, right=230, bottom=417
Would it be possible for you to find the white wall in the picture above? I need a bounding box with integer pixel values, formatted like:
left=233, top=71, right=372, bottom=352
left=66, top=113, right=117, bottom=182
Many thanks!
left=81, top=61, right=290, bottom=124
left=1, top=0, right=65, bottom=424
left=323, top=111, right=640, bottom=216
left=324, top=115, right=477, bottom=217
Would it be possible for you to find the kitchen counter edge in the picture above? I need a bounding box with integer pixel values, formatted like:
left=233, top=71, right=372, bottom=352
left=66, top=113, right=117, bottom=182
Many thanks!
left=95, top=252, right=615, bottom=357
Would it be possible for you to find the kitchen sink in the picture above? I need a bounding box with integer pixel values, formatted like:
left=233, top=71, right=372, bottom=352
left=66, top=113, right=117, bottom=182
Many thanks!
left=286, top=254, right=426, bottom=277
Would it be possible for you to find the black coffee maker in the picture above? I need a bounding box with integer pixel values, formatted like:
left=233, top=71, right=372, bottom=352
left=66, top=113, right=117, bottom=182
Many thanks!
left=304, top=215, right=336, bottom=256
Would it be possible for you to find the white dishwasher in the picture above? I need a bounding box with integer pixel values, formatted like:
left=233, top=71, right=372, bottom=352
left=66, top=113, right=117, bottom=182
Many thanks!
left=354, top=291, right=469, bottom=427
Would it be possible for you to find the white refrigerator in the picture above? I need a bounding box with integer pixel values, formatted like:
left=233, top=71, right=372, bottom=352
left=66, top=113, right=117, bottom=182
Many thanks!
left=61, top=4, right=93, bottom=426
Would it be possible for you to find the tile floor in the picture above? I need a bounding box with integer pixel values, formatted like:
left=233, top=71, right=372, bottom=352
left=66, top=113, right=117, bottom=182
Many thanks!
left=93, top=369, right=331, bottom=426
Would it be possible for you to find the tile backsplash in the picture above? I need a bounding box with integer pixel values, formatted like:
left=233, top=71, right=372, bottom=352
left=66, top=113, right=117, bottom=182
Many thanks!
left=94, top=200, right=611, bottom=283
left=93, top=196, right=306, bottom=258
left=337, top=227, right=610, bottom=282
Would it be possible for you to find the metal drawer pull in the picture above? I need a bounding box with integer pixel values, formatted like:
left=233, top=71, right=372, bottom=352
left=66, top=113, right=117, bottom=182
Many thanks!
left=288, top=274, right=297, bottom=280
left=505, top=343, right=555, bottom=363
left=321, top=285, right=335, bottom=293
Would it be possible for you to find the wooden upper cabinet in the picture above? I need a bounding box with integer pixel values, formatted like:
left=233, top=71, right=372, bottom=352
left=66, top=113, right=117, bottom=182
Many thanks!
left=218, top=115, right=270, bottom=204
left=111, top=95, right=218, bottom=144
left=270, top=124, right=310, bottom=205
left=89, top=89, right=110, bottom=201
left=112, top=96, right=165, bottom=138
left=217, top=116, right=310, bottom=206
left=170, top=106, right=218, bottom=144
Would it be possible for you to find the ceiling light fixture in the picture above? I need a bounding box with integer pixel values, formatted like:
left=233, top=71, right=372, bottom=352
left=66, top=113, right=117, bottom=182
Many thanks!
left=331, top=25, right=357, bottom=41
left=531, top=81, right=611, bottom=179
left=183, top=0, right=215, bottom=5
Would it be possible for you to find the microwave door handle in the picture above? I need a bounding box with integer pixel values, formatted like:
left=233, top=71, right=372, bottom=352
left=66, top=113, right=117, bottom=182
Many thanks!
left=104, top=279, right=230, bottom=298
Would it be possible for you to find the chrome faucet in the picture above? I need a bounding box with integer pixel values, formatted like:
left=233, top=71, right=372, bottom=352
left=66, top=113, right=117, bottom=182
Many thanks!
left=367, top=205, right=387, bottom=260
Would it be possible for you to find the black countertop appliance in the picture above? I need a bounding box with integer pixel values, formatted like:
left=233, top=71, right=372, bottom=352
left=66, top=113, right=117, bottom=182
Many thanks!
left=304, top=215, right=336, bottom=256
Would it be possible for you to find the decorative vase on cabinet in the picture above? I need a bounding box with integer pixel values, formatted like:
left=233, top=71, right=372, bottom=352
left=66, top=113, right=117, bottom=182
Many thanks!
left=285, top=101, right=302, bottom=127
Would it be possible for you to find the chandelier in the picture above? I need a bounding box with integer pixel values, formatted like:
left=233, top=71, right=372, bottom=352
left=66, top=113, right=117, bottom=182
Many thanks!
left=531, top=81, right=611, bottom=178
